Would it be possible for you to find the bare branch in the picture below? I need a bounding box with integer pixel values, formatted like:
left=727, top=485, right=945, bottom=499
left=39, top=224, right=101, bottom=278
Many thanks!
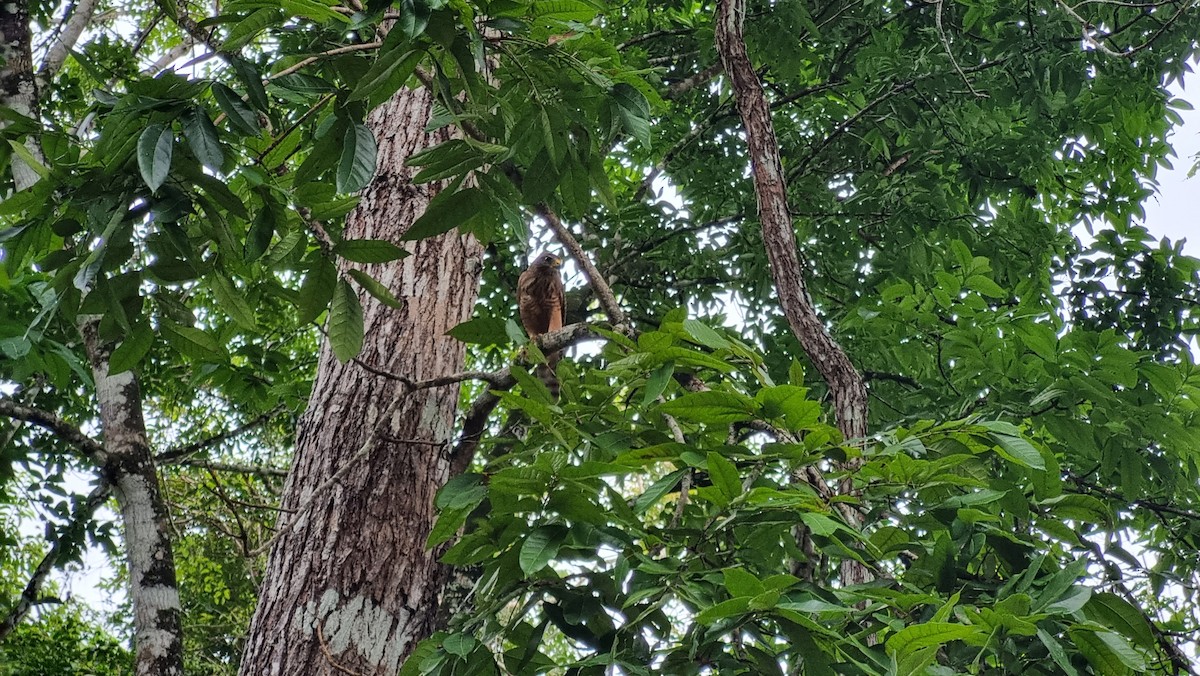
left=268, top=42, right=382, bottom=81
left=932, top=0, right=987, bottom=98
left=166, top=458, right=289, bottom=478
left=0, top=398, right=105, bottom=459
left=715, top=0, right=868, bottom=443
left=0, top=482, right=111, bottom=641
left=667, top=62, right=723, bottom=99
left=156, top=406, right=284, bottom=464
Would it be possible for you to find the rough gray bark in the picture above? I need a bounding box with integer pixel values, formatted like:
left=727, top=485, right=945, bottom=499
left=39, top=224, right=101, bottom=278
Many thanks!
left=714, top=0, right=872, bottom=586
left=0, top=0, right=44, bottom=191
left=238, top=83, right=485, bottom=675
left=80, top=319, right=185, bottom=675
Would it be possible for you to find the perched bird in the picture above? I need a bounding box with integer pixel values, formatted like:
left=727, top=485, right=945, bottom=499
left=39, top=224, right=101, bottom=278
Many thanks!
left=517, top=252, right=566, bottom=399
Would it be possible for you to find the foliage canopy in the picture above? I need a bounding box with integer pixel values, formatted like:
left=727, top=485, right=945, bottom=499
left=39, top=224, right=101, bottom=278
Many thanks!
left=2, top=0, right=1199, bottom=672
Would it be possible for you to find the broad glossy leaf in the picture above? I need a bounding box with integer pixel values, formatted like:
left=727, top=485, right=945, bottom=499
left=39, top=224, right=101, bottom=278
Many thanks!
left=328, top=278, right=364, bottom=362
left=337, top=124, right=378, bottom=193
left=137, top=124, right=173, bottom=192
left=519, top=525, right=566, bottom=575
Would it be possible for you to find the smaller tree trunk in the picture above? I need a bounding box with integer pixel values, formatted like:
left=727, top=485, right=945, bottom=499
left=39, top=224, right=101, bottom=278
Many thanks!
left=714, top=0, right=872, bottom=586
left=0, top=0, right=44, bottom=191
left=81, top=319, right=185, bottom=675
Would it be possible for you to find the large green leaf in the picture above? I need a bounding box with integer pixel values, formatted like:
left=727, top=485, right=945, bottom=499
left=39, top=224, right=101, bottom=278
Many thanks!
left=137, top=124, right=173, bottom=192
left=328, top=278, right=364, bottom=362
left=336, top=124, right=378, bottom=193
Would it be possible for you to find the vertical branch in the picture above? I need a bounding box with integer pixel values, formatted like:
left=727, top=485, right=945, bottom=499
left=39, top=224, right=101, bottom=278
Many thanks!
left=0, top=0, right=45, bottom=191
left=38, top=0, right=102, bottom=81
left=714, top=0, right=872, bottom=586
left=713, top=0, right=868, bottom=444
left=80, top=319, right=185, bottom=675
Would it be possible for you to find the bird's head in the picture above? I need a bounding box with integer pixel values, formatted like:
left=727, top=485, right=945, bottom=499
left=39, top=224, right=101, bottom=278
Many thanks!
left=534, top=252, right=562, bottom=270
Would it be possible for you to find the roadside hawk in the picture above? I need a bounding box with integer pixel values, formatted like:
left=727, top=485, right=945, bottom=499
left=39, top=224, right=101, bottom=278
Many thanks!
left=517, top=252, right=565, bottom=398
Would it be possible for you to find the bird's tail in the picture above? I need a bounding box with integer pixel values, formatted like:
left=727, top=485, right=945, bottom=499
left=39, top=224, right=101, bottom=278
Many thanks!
left=538, top=351, right=561, bottom=401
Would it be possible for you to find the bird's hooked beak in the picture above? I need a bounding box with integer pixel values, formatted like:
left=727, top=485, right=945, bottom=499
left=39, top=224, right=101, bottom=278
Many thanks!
left=551, top=256, right=562, bottom=268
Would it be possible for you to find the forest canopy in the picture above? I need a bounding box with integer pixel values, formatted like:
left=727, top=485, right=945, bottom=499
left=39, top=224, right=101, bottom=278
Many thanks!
left=2, top=0, right=1200, bottom=673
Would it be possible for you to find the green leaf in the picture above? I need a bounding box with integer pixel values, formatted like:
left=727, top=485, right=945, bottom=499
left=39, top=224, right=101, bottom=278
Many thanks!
left=694, top=596, right=751, bottom=624
left=964, top=274, right=1007, bottom=298
left=209, top=274, right=258, bottom=330
left=633, top=468, right=687, bottom=514
left=682, top=318, right=730, bottom=349
left=108, top=326, right=154, bottom=374
left=612, top=83, right=651, bottom=148
left=658, top=390, right=757, bottom=424
left=519, top=525, right=566, bottom=575
left=723, top=567, right=765, bottom=597
left=212, top=83, right=261, bottom=135
left=642, top=362, right=674, bottom=407
left=756, top=385, right=820, bottom=430
left=402, top=187, right=489, bottom=241
left=1069, top=627, right=1147, bottom=673
left=347, top=269, right=404, bottom=310
left=281, top=0, right=348, bottom=24
left=988, top=432, right=1046, bottom=470
left=334, top=239, right=409, bottom=263
left=706, top=452, right=741, bottom=503
left=349, top=46, right=422, bottom=102
left=137, top=124, right=173, bottom=192
left=181, top=108, right=224, bottom=170
left=447, top=317, right=509, bottom=346
left=222, top=7, right=279, bottom=51
left=297, top=259, right=337, bottom=325
left=337, top=123, right=378, bottom=193
left=161, top=322, right=228, bottom=362
left=886, top=623, right=982, bottom=657
left=441, top=633, right=476, bottom=658
left=328, top=279, right=364, bottom=362
left=1083, top=593, right=1156, bottom=650
left=435, top=473, right=487, bottom=511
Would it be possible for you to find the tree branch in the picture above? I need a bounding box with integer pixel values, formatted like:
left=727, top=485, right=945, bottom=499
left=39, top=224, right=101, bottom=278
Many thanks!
left=0, top=481, right=111, bottom=641
left=0, top=398, right=105, bottom=459
left=536, top=205, right=628, bottom=329
left=449, top=322, right=598, bottom=474
left=156, top=406, right=284, bottom=464
left=165, top=458, right=289, bottom=478
left=715, top=0, right=868, bottom=443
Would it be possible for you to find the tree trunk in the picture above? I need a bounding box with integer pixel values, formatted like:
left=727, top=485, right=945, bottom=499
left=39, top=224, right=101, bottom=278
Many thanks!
left=0, top=0, right=44, bottom=191
left=80, top=319, right=186, bottom=675
left=714, top=0, right=872, bottom=587
left=239, top=84, right=484, bottom=675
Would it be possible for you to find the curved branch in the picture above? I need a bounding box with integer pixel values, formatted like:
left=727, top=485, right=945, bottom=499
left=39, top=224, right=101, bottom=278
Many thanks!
left=714, top=0, right=868, bottom=443
left=0, top=481, right=111, bottom=641
left=0, top=398, right=105, bottom=459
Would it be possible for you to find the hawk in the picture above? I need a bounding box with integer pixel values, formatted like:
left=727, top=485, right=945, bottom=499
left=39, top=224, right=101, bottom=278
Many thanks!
left=517, top=252, right=565, bottom=398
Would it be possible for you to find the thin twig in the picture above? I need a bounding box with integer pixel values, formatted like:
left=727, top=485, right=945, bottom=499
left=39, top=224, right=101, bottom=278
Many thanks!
left=316, top=624, right=363, bottom=676
left=156, top=406, right=284, bottom=463
left=932, top=0, right=986, bottom=98
left=268, top=42, right=382, bottom=81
